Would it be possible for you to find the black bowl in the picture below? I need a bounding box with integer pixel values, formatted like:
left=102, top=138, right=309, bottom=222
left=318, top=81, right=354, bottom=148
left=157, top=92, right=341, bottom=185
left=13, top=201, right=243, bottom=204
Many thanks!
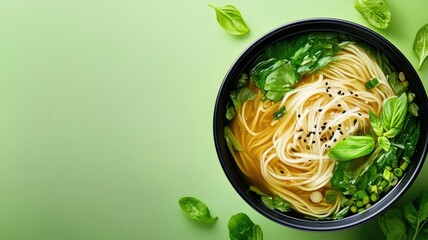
left=213, top=18, right=428, bottom=231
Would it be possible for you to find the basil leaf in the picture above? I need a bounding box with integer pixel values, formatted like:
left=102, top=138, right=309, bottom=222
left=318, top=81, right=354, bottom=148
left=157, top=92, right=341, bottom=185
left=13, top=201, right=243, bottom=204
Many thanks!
left=369, top=111, right=383, bottom=136
left=228, top=213, right=255, bottom=240
left=179, top=197, right=218, bottom=223
left=265, top=60, right=298, bottom=92
left=413, top=24, right=428, bottom=70
left=328, top=135, right=375, bottom=161
left=386, top=231, right=407, bottom=240
left=381, top=93, right=408, bottom=138
left=208, top=4, right=250, bottom=36
left=409, top=102, right=419, bottom=117
left=355, top=0, right=391, bottom=29
left=226, top=104, right=236, bottom=120
left=378, top=136, right=391, bottom=151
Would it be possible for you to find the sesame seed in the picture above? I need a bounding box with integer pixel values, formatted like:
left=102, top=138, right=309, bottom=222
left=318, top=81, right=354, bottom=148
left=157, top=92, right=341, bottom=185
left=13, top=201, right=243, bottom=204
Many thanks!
left=337, top=104, right=341, bottom=107
left=342, top=110, right=346, bottom=114
left=314, top=124, right=317, bottom=128
left=338, top=127, right=341, bottom=130
left=323, top=122, right=327, bottom=125
left=338, top=124, right=342, bottom=127
left=338, top=90, right=342, bottom=95
left=353, top=119, right=357, bottom=126
left=298, top=114, right=301, bottom=118
left=312, top=141, right=316, bottom=144
left=298, top=136, right=302, bottom=140
left=318, top=109, right=322, bottom=112
left=280, top=170, right=284, bottom=174
left=328, top=127, right=332, bottom=130
left=355, top=94, right=359, bottom=97
left=334, top=138, right=337, bottom=142
left=358, top=113, right=362, bottom=116
left=350, top=91, right=353, bottom=94
left=321, top=126, right=326, bottom=130
left=329, top=94, right=332, bottom=97
left=340, top=131, right=343, bottom=135
left=291, top=148, right=296, bottom=152
left=325, top=82, right=328, bottom=86
left=304, top=139, right=307, bottom=143
left=326, top=89, right=329, bottom=92
left=299, top=129, right=304, bottom=132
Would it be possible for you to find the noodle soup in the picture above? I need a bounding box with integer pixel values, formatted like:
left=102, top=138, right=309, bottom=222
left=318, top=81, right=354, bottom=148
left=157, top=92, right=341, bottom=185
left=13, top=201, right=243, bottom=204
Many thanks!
left=223, top=32, right=420, bottom=220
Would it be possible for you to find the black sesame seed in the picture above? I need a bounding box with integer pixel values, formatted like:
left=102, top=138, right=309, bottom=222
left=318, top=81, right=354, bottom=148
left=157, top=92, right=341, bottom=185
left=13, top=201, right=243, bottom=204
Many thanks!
left=298, top=136, right=302, bottom=140
left=338, top=124, right=342, bottom=127
left=319, top=132, right=322, bottom=135
left=355, top=94, right=359, bottom=97
left=299, top=129, right=304, bottom=132
left=342, top=110, right=346, bottom=114
left=334, top=138, right=337, bottom=142
left=280, top=170, right=284, bottom=174
left=325, top=82, right=328, bottom=86
left=340, top=131, right=343, bottom=135
left=318, top=109, right=322, bottom=112
left=298, top=114, right=301, bottom=118
left=328, top=127, right=332, bottom=130
left=326, top=88, right=329, bottom=92
left=353, top=119, right=357, bottom=126
left=312, top=141, right=316, bottom=144
left=304, top=139, right=307, bottom=143
left=314, top=124, right=317, bottom=128
left=323, top=122, right=327, bottom=125
left=291, top=148, right=296, bottom=152
left=337, top=104, right=341, bottom=107
left=329, top=94, right=332, bottom=97
left=338, top=127, right=341, bottom=131
left=350, top=91, right=354, bottom=94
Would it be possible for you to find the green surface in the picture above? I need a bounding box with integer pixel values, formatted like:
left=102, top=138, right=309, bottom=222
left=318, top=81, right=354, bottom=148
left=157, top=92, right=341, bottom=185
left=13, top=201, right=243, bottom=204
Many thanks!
left=1, top=0, right=428, bottom=239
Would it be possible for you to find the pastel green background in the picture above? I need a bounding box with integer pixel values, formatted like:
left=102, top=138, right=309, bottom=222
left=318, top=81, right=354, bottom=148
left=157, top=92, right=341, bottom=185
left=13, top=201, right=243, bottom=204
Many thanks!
left=1, top=0, right=427, bottom=239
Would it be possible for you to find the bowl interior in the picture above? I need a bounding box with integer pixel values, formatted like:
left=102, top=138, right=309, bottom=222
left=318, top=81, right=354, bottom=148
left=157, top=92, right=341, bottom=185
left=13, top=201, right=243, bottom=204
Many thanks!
left=213, top=18, right=428, bottom=231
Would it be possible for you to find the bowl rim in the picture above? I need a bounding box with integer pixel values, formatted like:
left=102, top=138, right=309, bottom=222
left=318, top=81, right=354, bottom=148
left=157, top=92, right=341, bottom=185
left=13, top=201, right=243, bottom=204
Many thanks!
left=213, top=17, right=428, bottom=231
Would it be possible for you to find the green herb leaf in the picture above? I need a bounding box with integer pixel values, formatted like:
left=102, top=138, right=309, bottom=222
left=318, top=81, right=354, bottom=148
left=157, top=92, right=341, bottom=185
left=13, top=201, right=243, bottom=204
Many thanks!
left=404, top=204, right=419, bottom=228
left=369, top=111, right=383, bottom=136
left=409, top=102, right=419, bottom=117
left=328, top=135, right=375, bottom=161
left=325, top=190, right=338, bottom=204
left=178, top=197, right=218, bottom=223
left=273, top=106, right=286, bottom=120
left=413, top=24, right=428, bottom=70
left=355, top=0, right=391, bottom=29
left=249, top=186, right=291, bottom=212
left=252, top=225, right=263, bottom=240
left=381, top=93, right=408, bottom=138
left=387, top=72, right=406, bottom=95
left=208, top=4, right=250, bottom=36
left=224, top=126, right=243, bottom=158
left=378, top=136, right=391, bottom=151
left=228, top=213, right=256, bottom=240
left=238, top=87, right=257, bottom=103
left=379, top=207, right=407, bottom=239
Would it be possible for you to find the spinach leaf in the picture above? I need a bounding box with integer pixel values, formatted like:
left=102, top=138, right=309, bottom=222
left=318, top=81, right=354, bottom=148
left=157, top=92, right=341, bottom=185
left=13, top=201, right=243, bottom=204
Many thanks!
left=413, top=24, right=428, bottom=70
left=379, top=207, right=407, bottom=240
left=381, top=93, right=408, bottom=138
left=179, top=197, right=218, bottom=223
left=228, top=213, right=263, bottom=240
left=328, top=135, right=375, bottom=161
left=354, top=0, right=391, bottom=29
left=208, top=4, right=250, bottom=36
left=252, top=225, right=263, bottom=240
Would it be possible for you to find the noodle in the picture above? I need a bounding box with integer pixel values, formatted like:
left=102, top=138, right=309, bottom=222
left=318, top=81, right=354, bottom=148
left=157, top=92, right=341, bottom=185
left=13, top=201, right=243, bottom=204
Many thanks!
left=228, top=44, right=396, bottom=218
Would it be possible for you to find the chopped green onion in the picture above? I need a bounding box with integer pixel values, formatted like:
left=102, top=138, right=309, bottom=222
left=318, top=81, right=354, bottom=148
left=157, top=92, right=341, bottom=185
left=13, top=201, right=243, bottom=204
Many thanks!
left=393, top=168, right=403, bottom=178
left=273, top=106, right=286, bottom=120
left=365, top=77, right=380, bottom=90
left=370, top=192, right=379, bottom=202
